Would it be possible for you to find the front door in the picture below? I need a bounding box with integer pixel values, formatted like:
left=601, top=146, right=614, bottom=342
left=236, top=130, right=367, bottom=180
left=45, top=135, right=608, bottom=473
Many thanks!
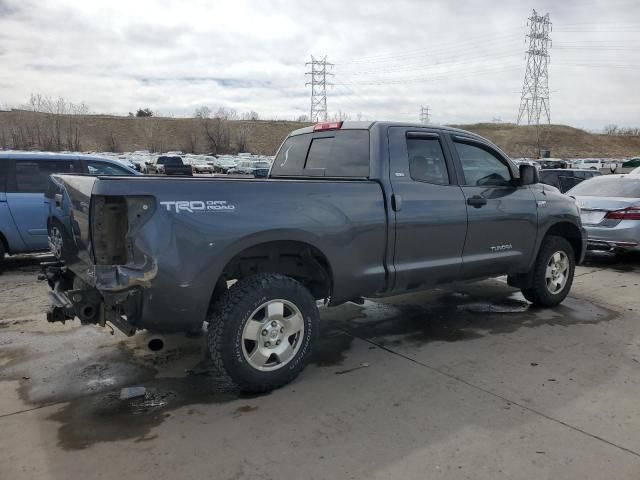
left=449, top=137, right=538, bottom=278
left=388, top=127, right=468, bottom=291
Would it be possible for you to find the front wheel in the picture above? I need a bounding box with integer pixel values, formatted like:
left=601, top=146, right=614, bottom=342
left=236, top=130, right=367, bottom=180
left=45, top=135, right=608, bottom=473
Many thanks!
left=207, top=273, right=319, bottom=392
left=521, top=235, right=575, bottom=307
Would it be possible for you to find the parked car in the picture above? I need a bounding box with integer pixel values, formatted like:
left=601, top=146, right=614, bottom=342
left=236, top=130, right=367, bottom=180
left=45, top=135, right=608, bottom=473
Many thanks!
left=511, top=158, right=540, bottom=170
left=43, top=121, right=585, bottom=392
left=253, top=161, right=271, bottom=178
left=620, top=158, right=640, bottom=174
left=188, top=158, right=214, bottom=174
left=213, top=158, right=237, bottom=173
left=147, top=156, right=193, bottom=176
left=539, top=169, right=601, bottom=193
left=571, top=158, right=606, bottom=170
left=536, top=158, right=568, bottom=169
left=228, top=160, right=256, bottom=175
left=117, top=155, right=137, bottom=171
left=0, top=152, right=138, bottom=264
left=130, top=158, right=148, bottom=173
left=568, top=174, right=640, bottom=252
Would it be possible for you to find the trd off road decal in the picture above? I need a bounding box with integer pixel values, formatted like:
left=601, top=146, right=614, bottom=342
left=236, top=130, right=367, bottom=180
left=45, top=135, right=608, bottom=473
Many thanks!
left=159, top=200, right=235, bottom=213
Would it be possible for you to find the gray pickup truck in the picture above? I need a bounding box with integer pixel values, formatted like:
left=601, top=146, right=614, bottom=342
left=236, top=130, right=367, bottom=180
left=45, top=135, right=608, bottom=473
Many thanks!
left=43, top=121, right=586, bottom=391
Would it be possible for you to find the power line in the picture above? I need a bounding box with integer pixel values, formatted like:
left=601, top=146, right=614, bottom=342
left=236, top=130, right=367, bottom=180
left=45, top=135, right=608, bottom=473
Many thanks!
left=518, top=9, right=552, bottom=125
left=305, top=55, right=333, bottom=122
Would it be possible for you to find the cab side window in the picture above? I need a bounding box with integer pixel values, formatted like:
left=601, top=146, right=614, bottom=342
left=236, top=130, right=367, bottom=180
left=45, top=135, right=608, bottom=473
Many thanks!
left=454, top=142, right=511, bottom=187
left=406, top=138, right=449, bottom=185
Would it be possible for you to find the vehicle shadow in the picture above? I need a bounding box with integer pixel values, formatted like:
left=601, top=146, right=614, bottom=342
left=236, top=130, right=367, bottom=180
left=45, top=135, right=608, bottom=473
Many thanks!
left=582, top=250, right=640, bottom=273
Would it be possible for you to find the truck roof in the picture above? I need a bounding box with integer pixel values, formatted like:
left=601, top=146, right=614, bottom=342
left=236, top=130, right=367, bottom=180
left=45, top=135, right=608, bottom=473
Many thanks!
left=289, top=121, right=490, bottom=143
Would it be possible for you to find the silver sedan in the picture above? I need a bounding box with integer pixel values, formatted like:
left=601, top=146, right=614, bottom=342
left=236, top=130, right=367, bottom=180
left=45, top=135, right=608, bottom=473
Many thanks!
left=568, top=174, right=640, bottom=252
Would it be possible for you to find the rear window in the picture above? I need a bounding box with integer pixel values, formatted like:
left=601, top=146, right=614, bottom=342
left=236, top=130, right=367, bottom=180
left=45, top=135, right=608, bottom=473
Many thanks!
left=158, top=156, right=183, bottom=165
left=271, top=130, right=370, bottom=177
left=569, top=177, right=640, bottom=198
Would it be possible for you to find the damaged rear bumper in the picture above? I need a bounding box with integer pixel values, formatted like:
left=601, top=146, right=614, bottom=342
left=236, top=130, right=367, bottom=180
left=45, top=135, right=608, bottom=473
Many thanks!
left=41, top=261, right=147, bottom=336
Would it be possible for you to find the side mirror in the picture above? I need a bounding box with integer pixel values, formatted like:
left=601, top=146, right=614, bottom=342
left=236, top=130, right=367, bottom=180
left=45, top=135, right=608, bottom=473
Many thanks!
left=519, top=164, right=539, bottom=186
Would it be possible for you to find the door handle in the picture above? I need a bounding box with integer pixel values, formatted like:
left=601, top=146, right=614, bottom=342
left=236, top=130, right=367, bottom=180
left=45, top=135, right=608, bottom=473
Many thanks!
left=467, top=195, right=487, bottom=208
left=391, top=194, right=403, bottom=212
left=54, top=193, right=63, bottom=207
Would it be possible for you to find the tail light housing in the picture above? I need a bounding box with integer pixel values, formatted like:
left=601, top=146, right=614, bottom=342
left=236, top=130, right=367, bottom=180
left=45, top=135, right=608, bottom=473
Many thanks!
left=91, top=196, right=155, bottom=265
left=605, top=205, right=640, bottom=220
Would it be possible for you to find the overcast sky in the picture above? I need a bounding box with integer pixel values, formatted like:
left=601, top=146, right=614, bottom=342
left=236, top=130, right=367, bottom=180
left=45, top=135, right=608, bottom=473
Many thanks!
left=0, top=0, right=638, bottom=130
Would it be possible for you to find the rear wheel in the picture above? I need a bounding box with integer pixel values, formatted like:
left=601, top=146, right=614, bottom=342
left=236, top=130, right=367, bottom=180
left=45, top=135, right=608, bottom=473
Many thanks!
left=521, top=236, right=575, bottom=307
left=207, top=273, right=318, bottom=392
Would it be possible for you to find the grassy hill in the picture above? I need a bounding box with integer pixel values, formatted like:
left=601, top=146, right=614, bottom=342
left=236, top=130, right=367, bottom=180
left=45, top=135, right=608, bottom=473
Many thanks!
left=1, top=111, right=639, bottom=158
left=454, top=123, right=640, bottom=159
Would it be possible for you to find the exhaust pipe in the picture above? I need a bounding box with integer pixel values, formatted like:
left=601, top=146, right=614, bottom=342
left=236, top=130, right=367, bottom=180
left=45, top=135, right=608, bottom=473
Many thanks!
left=147, top=335, right=165, bottom=352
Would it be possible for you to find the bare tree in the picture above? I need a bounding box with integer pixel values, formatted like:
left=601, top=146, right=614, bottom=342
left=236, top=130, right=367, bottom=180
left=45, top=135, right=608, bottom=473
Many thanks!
left=182, top=132, right=198, bottom=153
left=144, top=119, right=163, bottom=152
left=241, top=110, right=260, bottom=121
left=203, top=117, right=230, bottom=154
left=604, top=124, right=619, bottom=135
left=214, top=107, right=238, bottom=120
left=194, top=106, right=211, bottom=119
left=105, top=132, right=119, bottom=153
left=235, top=125, right=251, bottom=152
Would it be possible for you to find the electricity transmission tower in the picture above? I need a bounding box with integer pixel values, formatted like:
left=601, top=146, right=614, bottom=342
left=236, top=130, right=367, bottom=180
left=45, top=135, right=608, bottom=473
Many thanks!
left=419, top=105, right=430, bottom=124
left=305, top=56, right=333, bottom=122
left=517, top=10, right=552, bottom=125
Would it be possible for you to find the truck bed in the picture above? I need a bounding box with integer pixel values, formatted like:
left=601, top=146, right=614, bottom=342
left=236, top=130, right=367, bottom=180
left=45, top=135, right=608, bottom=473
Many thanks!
left=51, top=174, right=389, bottom=332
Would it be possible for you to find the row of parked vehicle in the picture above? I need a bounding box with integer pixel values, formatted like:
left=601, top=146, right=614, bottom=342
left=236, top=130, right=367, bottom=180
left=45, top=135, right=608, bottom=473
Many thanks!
left=513, top=156, right=640, bottom=173
left=100, top=151, right=275, bottom=177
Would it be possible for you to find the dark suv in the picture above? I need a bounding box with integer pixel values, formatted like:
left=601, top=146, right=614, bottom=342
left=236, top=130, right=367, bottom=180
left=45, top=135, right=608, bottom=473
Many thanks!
left=539, top=169, right=601, bottom=193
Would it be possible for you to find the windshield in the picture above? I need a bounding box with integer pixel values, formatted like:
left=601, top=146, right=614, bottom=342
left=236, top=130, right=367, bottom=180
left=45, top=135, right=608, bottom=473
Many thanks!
left=568, top=177, right=640, bottom=198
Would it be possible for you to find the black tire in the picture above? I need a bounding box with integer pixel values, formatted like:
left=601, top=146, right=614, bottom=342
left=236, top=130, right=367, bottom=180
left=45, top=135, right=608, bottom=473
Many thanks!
left=207, top=273, right=319, bottom=392
left=521, top=235, right=575, bottom=307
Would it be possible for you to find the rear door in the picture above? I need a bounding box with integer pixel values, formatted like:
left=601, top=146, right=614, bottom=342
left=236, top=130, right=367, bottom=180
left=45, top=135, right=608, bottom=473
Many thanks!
left=388, top=127, right=467, bottom=291
left=6, top=158, right=79, bottom=250
left=448, top=136, right=538, bottom=278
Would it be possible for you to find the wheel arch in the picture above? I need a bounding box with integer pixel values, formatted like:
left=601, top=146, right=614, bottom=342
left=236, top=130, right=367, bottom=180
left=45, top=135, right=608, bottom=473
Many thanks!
left=207, top=231, right=335, bottom=309
left=542, top=221, right=583, bottom=262
left=509, top=221, right=583, bottom=290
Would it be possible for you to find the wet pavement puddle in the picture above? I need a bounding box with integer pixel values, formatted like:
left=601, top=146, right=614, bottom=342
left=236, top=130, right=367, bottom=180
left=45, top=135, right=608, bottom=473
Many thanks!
left=0, top=280, right=618, bottom=450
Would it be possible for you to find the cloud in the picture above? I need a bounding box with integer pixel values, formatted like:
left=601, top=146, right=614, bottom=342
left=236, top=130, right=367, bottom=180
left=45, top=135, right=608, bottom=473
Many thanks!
left=0, top=0, right=638, bottom=128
